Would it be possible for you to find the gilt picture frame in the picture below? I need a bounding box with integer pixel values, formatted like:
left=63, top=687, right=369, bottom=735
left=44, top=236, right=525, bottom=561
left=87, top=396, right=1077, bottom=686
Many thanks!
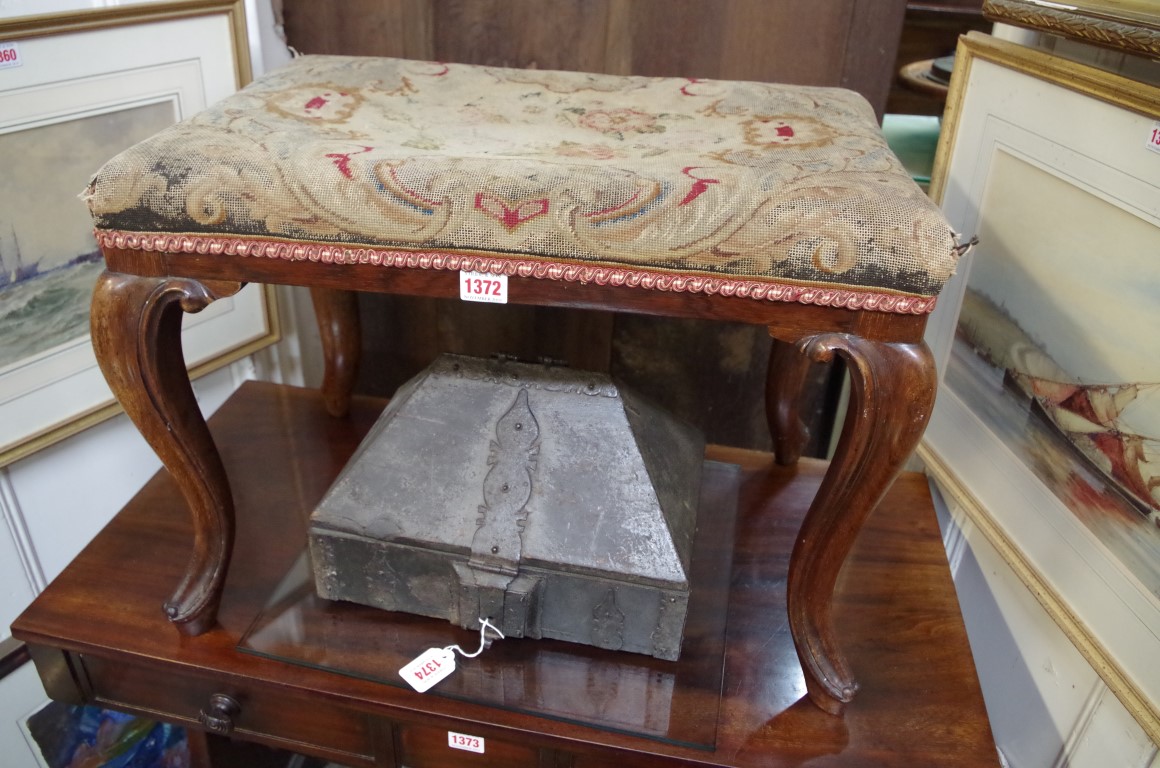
left=983, top=0, right=1160, bottom=59
left=920, top=32, right=1160, bottom=740
left=0, top=0, right=278, bottom=466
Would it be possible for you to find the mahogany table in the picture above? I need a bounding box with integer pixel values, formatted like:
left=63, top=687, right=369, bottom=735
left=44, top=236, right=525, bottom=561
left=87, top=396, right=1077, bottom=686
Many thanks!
left=13, top=382, right=998, bottom=767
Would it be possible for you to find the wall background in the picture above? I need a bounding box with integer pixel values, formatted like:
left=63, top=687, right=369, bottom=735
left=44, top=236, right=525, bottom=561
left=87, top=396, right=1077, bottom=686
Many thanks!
left=0, top=2, right=309, bottom=765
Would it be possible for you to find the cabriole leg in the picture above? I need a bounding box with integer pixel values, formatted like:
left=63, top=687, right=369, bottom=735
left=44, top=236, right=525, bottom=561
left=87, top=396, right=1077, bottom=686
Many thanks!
left=91, top=270, right=242, bottom=635
left=765, top=338, right=813, bottom=466
left=785, top=333, right=936, bottom=714
left=311, top=287, right=361, bottom=418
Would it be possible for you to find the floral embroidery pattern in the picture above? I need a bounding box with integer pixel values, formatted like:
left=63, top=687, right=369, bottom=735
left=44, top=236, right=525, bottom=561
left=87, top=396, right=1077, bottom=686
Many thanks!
left=678, top=167, right=719, bottom=206
left=554, top=142, right=619, bottom=160
left=85, top=55, right=958, bottom=309
left=741, top=116, right=835, bottom=150
left=269, top=85, right=366, bottom=122
left=325, top=146, right=373, bottom=178
left=475, top=194, right=550, bottom=230
left=578, top=108, right=664, bottom=135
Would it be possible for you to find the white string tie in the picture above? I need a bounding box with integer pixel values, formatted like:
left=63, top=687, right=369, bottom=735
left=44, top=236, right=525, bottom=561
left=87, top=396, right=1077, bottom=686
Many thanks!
left=444, top=617, right=505, bottom=659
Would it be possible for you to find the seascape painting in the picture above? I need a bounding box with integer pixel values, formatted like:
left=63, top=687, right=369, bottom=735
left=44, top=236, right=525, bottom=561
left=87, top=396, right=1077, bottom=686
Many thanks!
left=0, top=3, right=276, bottom=466
left=947, top=149, right=1160, bottom=599
left=0, top=101, right=174, bottom=372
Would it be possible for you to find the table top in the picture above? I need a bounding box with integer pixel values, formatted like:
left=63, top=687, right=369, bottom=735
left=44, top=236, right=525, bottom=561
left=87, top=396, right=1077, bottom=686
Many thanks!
left=13, top=381, right=998, bottom=766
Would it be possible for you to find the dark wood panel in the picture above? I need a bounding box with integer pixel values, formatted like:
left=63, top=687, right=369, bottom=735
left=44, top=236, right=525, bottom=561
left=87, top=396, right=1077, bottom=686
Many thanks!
left=281, top=0, right=906, bottom=111
left=611, top=317, right=772, bottom=451
left=841, top=0, right=911, bottom=116
left=618, top=0, right=736, bottom=79
left=355, top=295, right=615, bottom=398
left=277, top=0, right=911, bottom=137
left=430, top=0, right=611, bottom=71
left=281, top=0, right=433, bottom=58
left=609, top=0, right=907, bottom=117
left=618, top=0, right=872, bottom=96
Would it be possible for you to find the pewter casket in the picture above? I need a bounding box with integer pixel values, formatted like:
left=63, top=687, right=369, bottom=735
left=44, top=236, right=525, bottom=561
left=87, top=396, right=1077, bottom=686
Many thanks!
left=308, top=354, right=704, bottom=660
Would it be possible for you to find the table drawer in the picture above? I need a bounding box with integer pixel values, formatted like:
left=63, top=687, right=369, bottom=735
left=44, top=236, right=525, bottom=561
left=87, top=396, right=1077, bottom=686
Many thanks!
left=81, top=654, right=375, bottom=766
left=397, top=722, right=550, bottom=768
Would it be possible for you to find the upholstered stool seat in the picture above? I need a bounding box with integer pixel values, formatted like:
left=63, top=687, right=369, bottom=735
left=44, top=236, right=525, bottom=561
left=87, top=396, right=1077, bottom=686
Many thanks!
left=85, top=55, right=960, bottom=716
left=86, top=55, right=955, bottom=313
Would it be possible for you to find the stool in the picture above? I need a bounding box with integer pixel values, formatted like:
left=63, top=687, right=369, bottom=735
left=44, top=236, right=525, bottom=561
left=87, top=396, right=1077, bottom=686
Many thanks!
left=83, top=55, right=961, bottom=714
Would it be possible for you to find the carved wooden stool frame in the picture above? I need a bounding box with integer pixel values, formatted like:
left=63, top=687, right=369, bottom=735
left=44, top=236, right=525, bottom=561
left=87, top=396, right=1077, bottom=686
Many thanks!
left=90, top=247, right=935, bottom=716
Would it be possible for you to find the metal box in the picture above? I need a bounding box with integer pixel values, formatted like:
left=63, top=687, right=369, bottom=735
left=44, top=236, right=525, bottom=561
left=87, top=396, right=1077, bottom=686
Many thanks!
left=308, top=354, right=705, bottom=660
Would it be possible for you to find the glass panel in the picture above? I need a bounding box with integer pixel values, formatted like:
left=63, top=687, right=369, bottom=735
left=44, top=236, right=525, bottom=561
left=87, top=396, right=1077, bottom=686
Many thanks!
left=240, top=461, right=740, bottom=749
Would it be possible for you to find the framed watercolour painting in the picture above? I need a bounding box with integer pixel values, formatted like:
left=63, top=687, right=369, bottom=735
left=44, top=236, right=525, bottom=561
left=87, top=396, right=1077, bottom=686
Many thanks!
left=920, top=32, right=1160, bottom=740
left=0, top=0, right=278, bottom=466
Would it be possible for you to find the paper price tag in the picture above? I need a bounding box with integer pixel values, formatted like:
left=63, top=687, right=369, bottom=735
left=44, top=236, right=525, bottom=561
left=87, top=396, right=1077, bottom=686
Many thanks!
left=400, top=619, right=502, bottom=694
left=0, top=42, right=22, bottom=70
left=399, top=648, right=456, bottom=692
left=1148, top=122, right=1160, bottom=156
left=448, top=730, right=485, bottom=754
left=460, top=270, right=508, bottom=304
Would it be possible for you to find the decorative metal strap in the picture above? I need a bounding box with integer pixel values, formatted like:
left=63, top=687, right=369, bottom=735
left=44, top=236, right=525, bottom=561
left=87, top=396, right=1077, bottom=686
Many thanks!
left=469, top=388, right=540, bottom=575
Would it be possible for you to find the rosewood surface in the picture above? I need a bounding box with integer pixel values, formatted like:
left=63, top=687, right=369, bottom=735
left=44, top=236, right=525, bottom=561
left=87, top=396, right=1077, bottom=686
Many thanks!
left=13, top=382, right=997, bottom=767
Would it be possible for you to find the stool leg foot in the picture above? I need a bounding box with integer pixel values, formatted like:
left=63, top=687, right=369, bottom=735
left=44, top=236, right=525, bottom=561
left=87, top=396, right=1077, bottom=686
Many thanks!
left=91, top=270, right=241, bottom=636
left=765, top=338, right=812, bottom=466
left=787, top=334, right=936, bottom=714
left=311, top=287, right=361, bottom=417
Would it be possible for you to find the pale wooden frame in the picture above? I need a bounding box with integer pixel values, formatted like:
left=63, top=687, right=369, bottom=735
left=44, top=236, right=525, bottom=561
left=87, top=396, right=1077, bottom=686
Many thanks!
left=921, top=31, right=1160, bottom=742
left=0, top=0, right=278, bottom=467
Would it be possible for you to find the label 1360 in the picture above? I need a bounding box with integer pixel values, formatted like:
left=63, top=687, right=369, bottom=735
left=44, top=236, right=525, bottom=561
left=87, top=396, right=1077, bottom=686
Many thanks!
left=0, top=43, right=22, bottom=70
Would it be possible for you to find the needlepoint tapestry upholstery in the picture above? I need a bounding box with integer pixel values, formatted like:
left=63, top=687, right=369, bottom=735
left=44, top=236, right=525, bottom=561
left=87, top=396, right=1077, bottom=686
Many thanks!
left=86, top=55, right=958, bottom=314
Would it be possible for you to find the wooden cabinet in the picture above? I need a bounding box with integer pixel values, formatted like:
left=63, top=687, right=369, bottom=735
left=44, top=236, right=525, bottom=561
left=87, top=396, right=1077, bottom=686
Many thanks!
left=12, top=383, right=999, bottom=767
left=81, top=655, right=377, bottom=766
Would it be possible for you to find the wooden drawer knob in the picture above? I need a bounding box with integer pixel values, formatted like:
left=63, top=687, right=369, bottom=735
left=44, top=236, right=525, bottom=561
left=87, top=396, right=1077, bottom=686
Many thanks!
left=198, top=693, right=241, bottom=735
